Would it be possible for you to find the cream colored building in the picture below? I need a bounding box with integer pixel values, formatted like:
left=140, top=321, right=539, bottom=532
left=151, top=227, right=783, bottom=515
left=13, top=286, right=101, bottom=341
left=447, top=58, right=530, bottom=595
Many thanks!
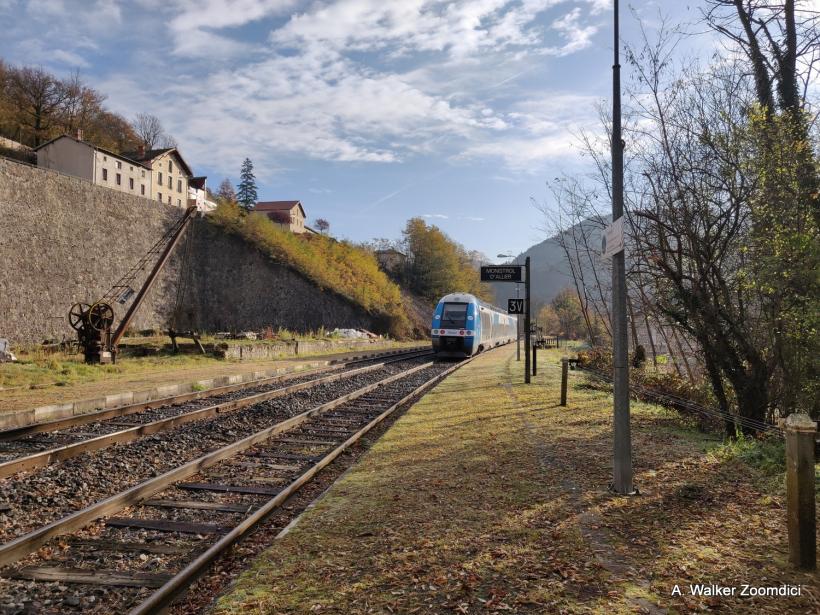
left=122, top=146, right=193, bottom=208
left=254, top=201, right=307, bottom=233
left=35, top=134, right=152, bottom=198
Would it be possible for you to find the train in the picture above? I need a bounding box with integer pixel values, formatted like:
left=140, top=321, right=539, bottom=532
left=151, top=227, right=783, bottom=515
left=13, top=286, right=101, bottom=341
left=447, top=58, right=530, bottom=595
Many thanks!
left=431, top=292, right=518, bottom=357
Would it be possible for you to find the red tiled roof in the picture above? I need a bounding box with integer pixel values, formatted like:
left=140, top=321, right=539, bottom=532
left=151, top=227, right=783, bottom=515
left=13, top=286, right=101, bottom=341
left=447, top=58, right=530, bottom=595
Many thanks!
left=255, top=200, right=300, bottom=211
left=255, top=200, right=306, bottom=219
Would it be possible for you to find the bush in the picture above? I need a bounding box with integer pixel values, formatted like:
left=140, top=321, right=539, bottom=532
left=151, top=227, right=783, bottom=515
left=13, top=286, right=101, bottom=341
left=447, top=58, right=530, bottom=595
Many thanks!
left=209, top=202, right=412, bottom=338
left=577, top=345, right=719, bottom=429
left=711, top=433, right=786, bottom=475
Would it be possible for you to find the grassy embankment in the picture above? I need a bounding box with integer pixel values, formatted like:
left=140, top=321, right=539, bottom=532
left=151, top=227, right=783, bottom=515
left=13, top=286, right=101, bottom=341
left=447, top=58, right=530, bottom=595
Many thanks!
left=213, top=346, right=818, bottom=615
left=209, top=202, right=413, bottom=338
left=0, top=336, right=420, bottom=413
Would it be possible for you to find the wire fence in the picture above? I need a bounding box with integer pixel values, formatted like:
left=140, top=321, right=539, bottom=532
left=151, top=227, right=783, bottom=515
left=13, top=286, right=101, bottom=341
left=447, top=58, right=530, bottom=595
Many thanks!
left=577, top=366, right=784, bottom=437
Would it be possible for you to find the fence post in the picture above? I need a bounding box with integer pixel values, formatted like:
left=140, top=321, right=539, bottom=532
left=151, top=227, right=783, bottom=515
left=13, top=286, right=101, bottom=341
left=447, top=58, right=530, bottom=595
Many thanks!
left=784, top=413, right=816, bottom=570
left=560, top=358, right=568, bottom=406
left=532, top=344, right=537, bottom=376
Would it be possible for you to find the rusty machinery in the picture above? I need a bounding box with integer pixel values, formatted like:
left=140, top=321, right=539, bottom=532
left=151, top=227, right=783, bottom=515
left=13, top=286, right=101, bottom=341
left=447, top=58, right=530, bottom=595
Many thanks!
left=69, top=205, right=198, bottom=364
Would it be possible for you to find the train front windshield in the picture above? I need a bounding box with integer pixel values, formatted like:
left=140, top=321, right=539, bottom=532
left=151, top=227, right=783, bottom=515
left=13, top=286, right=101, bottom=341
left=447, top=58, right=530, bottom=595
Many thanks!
left=441, top=303, right=468, bottom=328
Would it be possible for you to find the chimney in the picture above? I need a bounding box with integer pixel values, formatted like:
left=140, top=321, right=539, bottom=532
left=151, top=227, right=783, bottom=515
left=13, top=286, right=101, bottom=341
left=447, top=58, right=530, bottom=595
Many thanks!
left=76, top=128, right=84, bottom=141
left=137, top=144, right=145, bottom=158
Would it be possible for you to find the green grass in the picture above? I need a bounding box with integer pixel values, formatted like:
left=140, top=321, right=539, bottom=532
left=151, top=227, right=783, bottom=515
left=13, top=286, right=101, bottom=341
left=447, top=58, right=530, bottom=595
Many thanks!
left=0, top=338, right=421, bottom=392
left=0, top=348, right=221, bottom=390
left=710, top=433, right=787, bottom=475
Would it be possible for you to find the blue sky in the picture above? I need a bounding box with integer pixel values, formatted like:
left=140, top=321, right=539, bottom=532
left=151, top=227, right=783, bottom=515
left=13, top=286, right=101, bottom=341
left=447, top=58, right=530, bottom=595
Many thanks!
left=1, top=0, right=705, bottom=259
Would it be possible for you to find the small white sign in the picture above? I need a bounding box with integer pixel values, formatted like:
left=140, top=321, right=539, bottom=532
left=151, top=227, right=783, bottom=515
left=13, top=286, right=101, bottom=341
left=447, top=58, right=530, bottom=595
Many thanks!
left=601, top=217, right=625, bottom=258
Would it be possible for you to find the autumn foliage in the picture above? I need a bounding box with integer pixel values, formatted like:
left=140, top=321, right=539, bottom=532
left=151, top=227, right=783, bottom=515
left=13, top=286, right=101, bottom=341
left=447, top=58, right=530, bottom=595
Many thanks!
left=402, top=218, right=491, bottom=302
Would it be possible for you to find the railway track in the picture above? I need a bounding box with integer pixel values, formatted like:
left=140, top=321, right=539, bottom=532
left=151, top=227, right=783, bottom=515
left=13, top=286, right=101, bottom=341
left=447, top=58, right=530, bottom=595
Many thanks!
left=0, top=352, right=436, bottom=546
left=0, top=356, right=468, bottom=614
left=0, top=347, right=430, bottom=478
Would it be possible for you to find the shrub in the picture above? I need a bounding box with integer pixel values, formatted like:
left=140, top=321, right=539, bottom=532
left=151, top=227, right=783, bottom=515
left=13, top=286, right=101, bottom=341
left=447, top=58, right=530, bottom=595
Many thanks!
left=711, top=433, right=786, bottom=475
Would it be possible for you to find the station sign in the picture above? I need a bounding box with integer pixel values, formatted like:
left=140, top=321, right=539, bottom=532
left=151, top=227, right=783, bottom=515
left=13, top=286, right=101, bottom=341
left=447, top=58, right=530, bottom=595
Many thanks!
left=507, top=299, right=524, bottom=314
left=481, top=265, right=523, bottom=282
left=601, top=217, right=625, bottom=259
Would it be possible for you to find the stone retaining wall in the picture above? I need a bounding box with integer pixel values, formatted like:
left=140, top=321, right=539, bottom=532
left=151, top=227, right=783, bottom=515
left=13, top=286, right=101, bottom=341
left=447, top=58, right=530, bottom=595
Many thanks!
left=0, top=157, right=379, bottom=345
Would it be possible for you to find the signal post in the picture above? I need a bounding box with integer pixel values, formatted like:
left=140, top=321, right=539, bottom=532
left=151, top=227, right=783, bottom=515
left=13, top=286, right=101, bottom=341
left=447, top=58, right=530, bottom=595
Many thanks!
left=482, top=257, right=531, bottom=383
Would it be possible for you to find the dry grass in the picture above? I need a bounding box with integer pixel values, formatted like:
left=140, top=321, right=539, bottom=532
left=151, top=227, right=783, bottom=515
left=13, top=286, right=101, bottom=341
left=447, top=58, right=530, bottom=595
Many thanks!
left=213, top=346, right=818, bottom=614
left=0, top=340, right=418, bottom=413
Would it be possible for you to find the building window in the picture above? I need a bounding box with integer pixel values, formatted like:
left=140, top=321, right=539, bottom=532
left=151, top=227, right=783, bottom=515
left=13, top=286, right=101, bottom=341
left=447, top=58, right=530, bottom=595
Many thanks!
left=102, top=168, right=108, bottom=181
left=177, top=198, right=181, bottom=206
left=167, top=195, right=171, bottom=204
left=129, top=166, right=133, bottom=171
left=168, top=160, right=173, bottom=172
left=116, top=160, right=122, bottom=169
left=158, top=172, right=163, bottom=184
left=103, top=156, right=107, bottom=161
left=158, top=192, right=162, bottom=202
left=116, top=173, right=121, bottom=185
left=141, top=170, right=145, bottom=177
left=141, top=184, right=145, bottom=195
left=168, top=176, right=172, bottom=188
left=177, top=179, right=182, bottom=192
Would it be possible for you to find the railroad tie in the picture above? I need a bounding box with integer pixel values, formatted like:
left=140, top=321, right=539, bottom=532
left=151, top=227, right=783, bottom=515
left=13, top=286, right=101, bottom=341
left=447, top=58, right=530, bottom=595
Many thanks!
left=177, top=482, right=283, bottom=496
left=3, top=567, right=173, bottom=588
left=106, top=517, right=230, bottom=535
left=244, top=451, right=322, bottom=462
left=272, top=437, right=337, bottom=446
left=142, top=499, right=257, bottom=514
left=67, top=538, right=190, bottom=555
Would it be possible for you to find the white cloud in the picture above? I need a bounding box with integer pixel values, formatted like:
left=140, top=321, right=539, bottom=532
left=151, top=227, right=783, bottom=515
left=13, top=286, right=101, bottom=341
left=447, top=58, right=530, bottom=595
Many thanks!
left=423, top=213, right=449, bottom=219
left=52, top=49, right=91, bottom=67
left=103, top=44, right=509, bottom=170
left=272, top=0, right=603, bottom=60
left=61, top=1, right=608, bottom=175
left=455, top=92, right=598, bottom=171
left=166, top=0, right=300, bottom=58
left=541, top=7, right=598, bottom=56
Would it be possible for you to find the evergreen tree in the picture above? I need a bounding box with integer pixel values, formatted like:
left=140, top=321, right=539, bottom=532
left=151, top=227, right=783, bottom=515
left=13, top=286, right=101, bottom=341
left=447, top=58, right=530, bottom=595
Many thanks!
left=236, top=158, right=258, bottom=211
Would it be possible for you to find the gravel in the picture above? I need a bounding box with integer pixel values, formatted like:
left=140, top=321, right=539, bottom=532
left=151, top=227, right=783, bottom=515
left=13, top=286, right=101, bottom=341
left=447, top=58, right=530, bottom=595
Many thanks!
left=0, top=360, right=454, bottom=614
left=0, top=357, right=435, bottom=543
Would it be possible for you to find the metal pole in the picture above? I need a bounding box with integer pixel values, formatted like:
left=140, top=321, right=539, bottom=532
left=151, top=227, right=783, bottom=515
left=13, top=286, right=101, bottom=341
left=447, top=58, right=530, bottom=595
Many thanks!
left=524, top=256, right=531, bottom=384
left=516, top=284, right=521, bottom=361
left=611, top=0, right=633, bottom=494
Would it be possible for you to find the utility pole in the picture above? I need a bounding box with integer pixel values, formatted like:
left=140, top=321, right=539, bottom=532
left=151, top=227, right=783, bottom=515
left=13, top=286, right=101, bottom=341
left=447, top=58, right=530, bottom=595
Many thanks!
left=611, top=0, right=633, bottom=494
left=524, top=256, right=531, bottom=384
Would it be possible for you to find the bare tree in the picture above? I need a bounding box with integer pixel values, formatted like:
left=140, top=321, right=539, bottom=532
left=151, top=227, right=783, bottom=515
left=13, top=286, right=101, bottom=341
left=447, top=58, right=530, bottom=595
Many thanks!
left=132, top=113, right=165, bottom=149
left=216, top=178, right=237, bottom=204
left=6, top=66, right=70, bottom=145
left=314, top=218, right=330, bottom=234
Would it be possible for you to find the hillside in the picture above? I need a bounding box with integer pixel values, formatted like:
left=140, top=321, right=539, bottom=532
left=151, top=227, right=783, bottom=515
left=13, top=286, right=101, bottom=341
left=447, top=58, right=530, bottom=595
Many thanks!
left=209, top=202, right=415, bottom=338
left=492, top=219, right=605, bottom=310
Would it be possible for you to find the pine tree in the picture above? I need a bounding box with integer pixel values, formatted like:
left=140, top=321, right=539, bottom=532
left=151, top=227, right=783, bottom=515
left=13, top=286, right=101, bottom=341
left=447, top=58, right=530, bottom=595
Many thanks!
left=236, top=158, right=258, bottom=211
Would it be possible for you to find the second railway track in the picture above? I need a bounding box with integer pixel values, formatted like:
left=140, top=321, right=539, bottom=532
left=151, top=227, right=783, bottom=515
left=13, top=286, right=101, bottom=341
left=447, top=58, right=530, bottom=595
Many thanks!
left=0, top=347, right=431, bottom=477
left=0, top=356, right=468, bottom=614
left=0, top=351, right=431, bottom=545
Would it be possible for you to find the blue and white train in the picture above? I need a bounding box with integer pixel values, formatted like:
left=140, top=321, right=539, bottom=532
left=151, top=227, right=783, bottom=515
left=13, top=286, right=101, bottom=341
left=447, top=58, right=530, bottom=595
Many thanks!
left=431, top=292, right=518, bottom=357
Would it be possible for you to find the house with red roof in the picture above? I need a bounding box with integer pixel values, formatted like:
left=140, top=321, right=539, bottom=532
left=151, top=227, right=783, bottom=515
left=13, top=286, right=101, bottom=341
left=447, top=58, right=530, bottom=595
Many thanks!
left=254, top=200, right=310, bottom=234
